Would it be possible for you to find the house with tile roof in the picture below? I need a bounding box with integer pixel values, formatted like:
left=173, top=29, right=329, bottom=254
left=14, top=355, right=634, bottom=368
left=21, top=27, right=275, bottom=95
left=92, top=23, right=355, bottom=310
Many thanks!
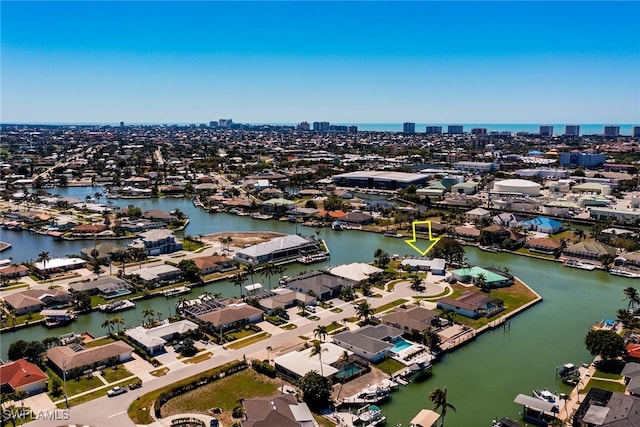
left=191, top=255, right=238, bottom=275
left=196, top=303, right=264, bottom=331
left=46, top=341, right=133, bottom=378
left=0, top=359, right=49, bottom=394
left=332, top=324, right=403, bottom=363
left=2, top=289, right=72, bottom=315
left=380, top=306, right=440, bottom=334
left=243, top=394, right=315, bottom=427
left=562, top=241, right=617, bottom=262
left=437, top=291, right=504, bottom=319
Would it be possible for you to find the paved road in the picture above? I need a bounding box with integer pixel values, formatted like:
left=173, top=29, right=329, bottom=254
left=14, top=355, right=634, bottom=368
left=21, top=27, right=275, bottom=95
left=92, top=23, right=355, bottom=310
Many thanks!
left=27, top=279, right=443, bottom=427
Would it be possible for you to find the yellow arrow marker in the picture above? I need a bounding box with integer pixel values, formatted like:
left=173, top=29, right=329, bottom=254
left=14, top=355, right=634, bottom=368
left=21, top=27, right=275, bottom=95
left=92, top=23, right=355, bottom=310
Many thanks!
left=404, top=220, right=442, bottom=256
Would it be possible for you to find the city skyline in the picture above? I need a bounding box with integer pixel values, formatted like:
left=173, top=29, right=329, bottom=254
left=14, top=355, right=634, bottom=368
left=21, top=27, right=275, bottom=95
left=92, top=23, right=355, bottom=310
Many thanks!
left=2, top=1, right=639, bottom=124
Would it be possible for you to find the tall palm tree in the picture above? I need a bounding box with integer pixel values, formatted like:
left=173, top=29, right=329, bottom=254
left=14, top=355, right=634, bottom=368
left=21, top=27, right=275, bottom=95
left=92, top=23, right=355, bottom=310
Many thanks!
left=232, top=272, right=247, bottom=299
left=298, top=300, right=307, bottom=315
left=111, top=316, right=125, bottom=333
left=111, top=249, right=130, bottom=276
left=245, top=264, right=257, bottom=284
left=314, top=325, right=328, bottom=342
left=101, top=318, right=114, bottom=336
left=260, top=262, right=278, bottom=290
left=142, top=309, right=155, bottom=326
left=422, top=327, right=442, bottom=352
left=355, top=301, right=374, bottom=323
left=309, top=341, right=328, bottom=377
left=623, top=287, right=640, bottom=311
left=128, top=247, right=147, bottom=269
left=475, top=273, right=488, bottom=292
left=176, top=297, right=190, bottom=313
left=429, top=387, right=456, bottom=427
left=37, top=251, right=51, bottom=275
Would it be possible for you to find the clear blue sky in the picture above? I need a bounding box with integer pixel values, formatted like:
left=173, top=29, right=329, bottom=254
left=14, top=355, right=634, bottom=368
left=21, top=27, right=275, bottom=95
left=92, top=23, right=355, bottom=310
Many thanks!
left=1, top=1, right=639, bottom=124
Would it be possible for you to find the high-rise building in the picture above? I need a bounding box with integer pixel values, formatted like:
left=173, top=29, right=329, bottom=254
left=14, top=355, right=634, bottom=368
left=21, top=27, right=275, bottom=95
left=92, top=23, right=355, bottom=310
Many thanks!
left=471, top=127, right=487, bottom=136
left=633, top=126, right=640, bottom=138
left=604, top=125, right=620, bottom=137
left=539, top=125, right=553, bottom=136
left=209, top=121, right=218, bottom=128
left=403, top=122, right=416, bottom=133
left=564, top=125, right=580, bottom=137
left=297, top=121, right=310, bottom=131
left=448, top=125, right=464, bottom=134
left=219, top=118, right=233, bottom=128
left=120, top=121, right=124, bottom=127
left=425, top=126, right=442, bottom=135
left=348, top=126, right=358, bottom=133
left=313, top=121, right=330, bottom=131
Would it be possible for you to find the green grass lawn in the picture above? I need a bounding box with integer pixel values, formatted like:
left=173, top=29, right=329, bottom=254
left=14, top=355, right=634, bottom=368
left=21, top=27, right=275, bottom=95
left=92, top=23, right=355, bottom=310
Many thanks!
left=84, top=337, right=116, bottom=348
left=593, top=370, right=623, bottom=380
left=325, top=321, right=344, bottom=333
left=149, top=367, right=170, bottom=377
left=225, top=332, right=271, bottom=350
left=373, top=358, right=405, bottom=375
left=226, top=328, right=258, bottom=340
left=280, top=324, right=297, bottom=330
left=57, top=377, right=140, bottom=409
left=581, top=378, right=627, bottom=394
left=373, top=299, right=409, bottom=314
left=46, top=367, right=102, bottom=399
left=330, top=307, right=343, bottom=313
left=185, top=352, right=213, bottom=364
left=160, top=369, right=281, bottom=425
left=102, top=366, right=133, bottom=383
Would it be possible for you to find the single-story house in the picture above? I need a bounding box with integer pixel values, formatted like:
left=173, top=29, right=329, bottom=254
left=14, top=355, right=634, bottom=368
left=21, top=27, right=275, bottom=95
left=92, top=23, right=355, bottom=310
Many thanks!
left=258, top=288, right=309, bottom=313
left=450, top=266, right=512, bottom=288
left=465, top=207, right=491, bottom=221
left=234, top=234, right=319, bottom=266
left=332, top=324, right=403, bottom=363
left=243, top=394, right=315, bottom=427
left=437, top=291, right=504, bottom=319
left=46, top=341, right=134, bottom=378
left=192, top=255, right=238, bottom=275
left=400, top=258, right=446, bottom=275
left=615, top=252, right=640, bottom=270
left=521, top=217, right=563, bottom=235
left=285, top=271, right=352, bottom=301
left=525, top=237, right=563, bottom=255
left=0, top=264, right=30, bottom=278
left=33, top=257, right=86, bottom=275
left=2, top=289, right=72, bottom=315
left=492, top=213, right=525, bottom=228
left=0, top=359, right=49, bottom=394
left=80, top=242, right=123, bottom=263
left=274, top=342, right=351, bottom=380
left=341, top=211, right=374, bottom=225
left=562, top=241, right=617, bottom=262
left=71, top=224, right=108, bottom=235
left=453, top=226, right=481, bottom=241
left=329, top=263, right=383, bottom=283
left=70, top=276, right=130, bottom=296
left=131, top=264, right=184, bottom=286
left=196, top=303, right=264, bottom=330
left=143, top=210, right=174, bottom=223
left=125, top=319, right=198, bottom=355
left=381, top=307, right=441, bottom=334
left=573, top=389, right=640, bottom=426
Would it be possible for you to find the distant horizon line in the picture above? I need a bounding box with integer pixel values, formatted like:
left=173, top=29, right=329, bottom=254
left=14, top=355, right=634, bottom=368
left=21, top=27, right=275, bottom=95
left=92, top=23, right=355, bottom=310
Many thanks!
left=2, top=121, right=637, bottom=126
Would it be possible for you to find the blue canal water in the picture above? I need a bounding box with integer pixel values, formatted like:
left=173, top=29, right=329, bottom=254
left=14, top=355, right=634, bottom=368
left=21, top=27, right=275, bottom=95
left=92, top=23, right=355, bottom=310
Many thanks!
left=0, top=186, right=632, bottom=425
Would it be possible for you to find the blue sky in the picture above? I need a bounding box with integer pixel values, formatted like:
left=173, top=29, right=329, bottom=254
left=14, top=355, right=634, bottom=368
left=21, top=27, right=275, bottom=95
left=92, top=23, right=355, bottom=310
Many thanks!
left=1, top=1, right=639, bottom=124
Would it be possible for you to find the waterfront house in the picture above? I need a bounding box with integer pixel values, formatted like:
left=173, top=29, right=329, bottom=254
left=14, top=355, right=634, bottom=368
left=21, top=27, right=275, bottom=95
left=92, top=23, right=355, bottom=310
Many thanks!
left=400, top=258, right=447, bottom=275
left=453, top=226, right=481, bottom=242
left=521, top=217, right=564, bottom=235
left=437, top=291, right=504, bottom=319
left=71, top=224, right=108, bottom=235
left=329, top=263, right=383, bottom=283
left=69, top=276, right=130, bottom=297
left=191, top=255, right=238, bottom=275
left=0, top=359, right=49, bottom=395
left=332, top=324, right=403, bottom=363
left=117, top=218, right=165, bottom=233
left=242, top=393, right=315, bottom=427
left=615, top=252, right=640, bottom=270
left=2, top=288, right=72, bottom=315
left=257, top=288, right=312, bottom=314
left=465, top=207, right=491, bottom=221
left=122, top=176, right=150, bottom=188
left=46, top=341, right=134, bottom=378
left=33, top=257, right=86, bottom=276
left=573, top=389, right=640, bottom=426
left=415, top=221, right=448, bottom=237
left=480, top=225, right=525, bottom=248
left=274, top=342, right=352, bottom=380
left=380, top=306, right=440, bottom=334
left=0, top=264, right=29, bottom=278
left=492, top=212, right=526, bottom=228
left=285, top=271, right=351, bottom=301
left=129, top=229, right=182, bottom=256
left=450, top=266, right=512, bottom=288
left=525, top=237, right=563, bottom=255
left=142, top=210, right=174, bottom=223
left=342, top=211, right=374, bottom=225
left=234, top=234, right=319, bottom=266
left=80, top=242, right=123, bottom=264
left=196, top=302, right=264, bottom=330
left=130, top=264, right=183, bottom=286
left=562, top=241, right=617, bottom=262
left=125, top=319, right=198, bottom=355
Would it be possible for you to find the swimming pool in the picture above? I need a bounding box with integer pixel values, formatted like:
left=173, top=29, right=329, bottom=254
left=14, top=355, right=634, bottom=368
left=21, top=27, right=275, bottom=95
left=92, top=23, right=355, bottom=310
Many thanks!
left=391, top=339, right=413, bottom=353
left=336, top=362, right=364, bottom=379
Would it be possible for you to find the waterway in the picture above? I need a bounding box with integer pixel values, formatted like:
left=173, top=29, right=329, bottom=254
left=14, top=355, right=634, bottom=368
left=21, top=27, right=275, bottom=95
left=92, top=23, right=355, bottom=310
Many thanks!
left=0, top=186, right=633, bottom=425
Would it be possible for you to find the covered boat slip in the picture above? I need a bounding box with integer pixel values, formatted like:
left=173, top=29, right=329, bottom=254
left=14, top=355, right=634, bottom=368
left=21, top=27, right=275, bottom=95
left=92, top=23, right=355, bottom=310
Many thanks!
left=514, top=394, right=561, bottom=426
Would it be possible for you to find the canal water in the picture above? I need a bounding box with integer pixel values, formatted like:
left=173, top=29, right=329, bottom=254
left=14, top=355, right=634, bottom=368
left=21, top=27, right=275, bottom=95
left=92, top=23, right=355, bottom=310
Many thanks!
left=0, top=187, right=631, bottom=425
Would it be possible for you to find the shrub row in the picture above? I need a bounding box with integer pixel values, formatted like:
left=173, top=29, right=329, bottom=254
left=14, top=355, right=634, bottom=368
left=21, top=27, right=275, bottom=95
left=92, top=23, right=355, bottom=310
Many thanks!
left=251, top=359, right=277, bottom=378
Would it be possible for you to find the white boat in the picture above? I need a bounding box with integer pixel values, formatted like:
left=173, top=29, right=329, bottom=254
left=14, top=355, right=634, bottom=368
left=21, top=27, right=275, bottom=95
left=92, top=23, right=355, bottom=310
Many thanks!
left=99, top=299, right=136, bottom=312
left=358, top=405, right=382, bottom=423
left=610, top=269, right=640, bottom=278
left=533, top=389, right=558, bottom=404
left=162, top=286, right=191, bottom=297
left=563, top=259, right=596, bottom=270
left=331, top=221, right=343, bottom=231
left=384, top=230, right=404, bottom=238
left=251, top=213, right=272, bottom=220
left=557, top=363, right=579, bottom=379
left=297, top=253, right=330, bottom=264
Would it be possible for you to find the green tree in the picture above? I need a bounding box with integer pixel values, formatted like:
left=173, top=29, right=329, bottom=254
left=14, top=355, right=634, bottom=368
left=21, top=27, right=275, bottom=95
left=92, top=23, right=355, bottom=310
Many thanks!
left=585, top=329, right=625, bottom=361
left=102, top=318, right=114, bottom=336
left=142, top=309, right=155, bottom=326
left=180, top=337, right=197, bottom=357
left=36, top=251, right=51, bottom=276
left=422, top=327, right=442, bottom=353
left=260, top=262, right=278, bottom=290
left=313, top=325, right=328, bottom=342
left=355, top=301, right=374, bottom=323
left=232, top=272, right=247, bottom=299
left=309, top=341, right=328, bottom=377
left=177, top=259, right=201, bottom=282
left=429, top=387, right=456, bottom=427
left=299, top=370, right=332, bottom=411
left=7, top=340, right=28, bottom=361
left=431, top=238, right=465, bottom=266
left=623, top=287, right=640, bottom=311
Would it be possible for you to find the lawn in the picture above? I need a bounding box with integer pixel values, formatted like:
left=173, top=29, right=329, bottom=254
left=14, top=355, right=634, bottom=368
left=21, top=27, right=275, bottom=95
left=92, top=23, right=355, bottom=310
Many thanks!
left=160, top=369, right=281, bottom=426
left=185, top=352, right=213, bottom=364
left=102, top=366, right=133, bottom=383
left=149, top=367, right=170, bottom=377
left=593, top=370, right=623, bottom=380
left=84, top=337, right=116, bottom=348
left=280, top=324, right=297, bottom=330
left=373, top=299, right=409, bottom=314
left=373, top=358, right=405, bottom=375
left=57, top=377, right=140, bottom=409
left=46, top=367, right=102, bottom=399
left=225, top=332, right=271, bottom=350
left=581, top=378, right=627, bottom=394
left=330, top=307, right=343, bottom=313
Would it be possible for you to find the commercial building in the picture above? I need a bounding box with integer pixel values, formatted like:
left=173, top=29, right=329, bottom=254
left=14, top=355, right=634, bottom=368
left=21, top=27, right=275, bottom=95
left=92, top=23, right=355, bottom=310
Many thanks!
left=564, top=125, right=580, bottom=136
left=471, top=127, right=487, bottom=136
left=634, top=126, right=640, bottom=138
left=403, top=122, right=416, bottom=133
left=604, top=125, right=620, bottom=137
left=425, top=126, right=442, bottom=134
left=559, top=150, right=606, bottom=168
left=447, top=125, right=464, bottom=134
left=539, top=125, right=553, bottom=136
left=331, top=170, right=428, bottom=190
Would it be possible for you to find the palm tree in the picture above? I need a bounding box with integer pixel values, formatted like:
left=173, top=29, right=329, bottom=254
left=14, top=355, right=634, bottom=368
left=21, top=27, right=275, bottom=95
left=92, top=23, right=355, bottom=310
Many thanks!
left=128, top=247, right=147, bottom=269
left=429, top=387, right=456, bottom=427
left=142, top=309, right=155, bottom=326
left=101, top=318, right=114, bottom=336
left=314, top=325, right=328, bottom=342
left=309, top=341, right=328, bottom=377
left=355, top=301, right=374, bottom=323
left=623, top=287, right=640, bottom=311
left=298, top=300, right=307, bottom=315
left=616, top=308, right=636, bottom=329
left=111, top=316, right=125, bottom=333
left=200, top=291, right=214, bottom=302
left=475, top=273, right=488, bottom=292
left=573, top=229, right=586, bottom=241
left=245, top=264, right=257, bottom=284
left=441, top=308, right=456, bottom=323
left=37, top=251, right=51, bottom=275
left=111, top=249, right=130, bottom=276
left=260, top=262, right=278, bottom=290
left=232, top=272, right=247, bottom=299
left=422, top=327, right=442, bottom=353
left=176, top=297, right=190, bottom=313
left=94, top=191, right=103, bottom=203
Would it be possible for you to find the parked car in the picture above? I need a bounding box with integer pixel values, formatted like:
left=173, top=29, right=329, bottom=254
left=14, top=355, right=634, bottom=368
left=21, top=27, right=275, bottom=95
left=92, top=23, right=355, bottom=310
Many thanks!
left=107, top=386, right=128, bottom=397
left=307, top=306, right=316, bottom=313
left=129, top=380, right=142, bottom=390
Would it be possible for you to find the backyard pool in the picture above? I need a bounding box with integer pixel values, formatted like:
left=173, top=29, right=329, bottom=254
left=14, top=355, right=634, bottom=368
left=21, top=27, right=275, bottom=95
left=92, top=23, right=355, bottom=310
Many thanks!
left=390, top=339, right=413, bottom=354
left=336, top=362, right=365, bottom=380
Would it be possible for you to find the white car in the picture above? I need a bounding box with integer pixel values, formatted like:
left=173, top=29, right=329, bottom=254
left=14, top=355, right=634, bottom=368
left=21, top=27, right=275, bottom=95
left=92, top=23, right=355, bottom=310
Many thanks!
left=107, top=386, right=128, bottom=397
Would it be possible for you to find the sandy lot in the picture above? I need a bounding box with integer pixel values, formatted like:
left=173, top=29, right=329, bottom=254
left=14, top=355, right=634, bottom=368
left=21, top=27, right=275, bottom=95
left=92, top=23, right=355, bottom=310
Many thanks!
left=202, top=231, right=286, bottom=248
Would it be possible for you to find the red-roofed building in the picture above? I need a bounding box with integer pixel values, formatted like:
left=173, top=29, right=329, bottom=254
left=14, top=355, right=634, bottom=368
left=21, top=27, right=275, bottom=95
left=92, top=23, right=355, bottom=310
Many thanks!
left=0, top=359, right=49, bottom=394
left=627, top=343, right=640, bottom=361
left=71, top=224, right=108, bottom=234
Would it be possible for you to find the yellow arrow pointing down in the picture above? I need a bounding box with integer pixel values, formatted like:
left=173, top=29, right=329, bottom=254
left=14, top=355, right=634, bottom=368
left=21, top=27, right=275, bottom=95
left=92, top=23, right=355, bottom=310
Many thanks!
left=404, top=220, right=442, bottom=256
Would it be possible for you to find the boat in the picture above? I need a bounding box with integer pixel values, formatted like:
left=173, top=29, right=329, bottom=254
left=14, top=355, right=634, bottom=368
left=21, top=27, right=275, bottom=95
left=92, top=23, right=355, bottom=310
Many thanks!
left=563, top=259, right=596, bottom=270
left=98, top=299, right=136, bottom=312
left=610, top=269, right=640, bottom=278
left=331, top=221, right=343, bottom=231
left=41, top=309, right=77, bottom=328
left=297, top=253, right=330, bottom=264
left=357, top=405, right=383, bottom=423
left=491, top=418, right=520, bottom=427
left=251, top=213, right=272, bottom=220
left=533, top=389, right=558, bottom=405
left=556, top=362, right=579, bottom=380
left=383, top=230, right=404, bottom=238
left=162, top=286, right=191, bottom=297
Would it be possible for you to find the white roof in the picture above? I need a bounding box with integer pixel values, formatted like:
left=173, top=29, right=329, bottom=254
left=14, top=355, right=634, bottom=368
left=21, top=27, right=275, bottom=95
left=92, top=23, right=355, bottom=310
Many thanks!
left=133, top=264, right=182, bottom=281
left=237, top=234, right=310, bottom=258
left=329, top=263, right=383, bottom=282
left=34, top=257, right=85, bottom=271
left=274, top=342, right=349, bottom=378
left=126, top=326, right=167, bottom=348
left=401, top=258, right=446, bottom=271
left=245, top=283, right=263, bottom=291
left=410, top=409, right=440, bottom=427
